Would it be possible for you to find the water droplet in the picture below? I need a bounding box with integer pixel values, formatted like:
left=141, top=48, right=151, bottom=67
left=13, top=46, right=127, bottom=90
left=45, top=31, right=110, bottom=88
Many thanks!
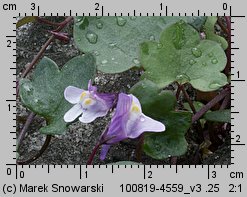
left=86, top=32, right=98, bottom=44
left=149, top=35, right=155, bottom=41
left=101, top=60, right=108, bottom=64
left=209, top=82, right=223, bottom=89
left=109, top=42, right=117, bottom=48
left=211, top=58, right=218, bottom=64
left=202, top=62, right=207, bottom=67
left=23, top=84, right=31, bottom=92
left=77, top=38, right=81, bottom=41
left=178, top=19, right=185, bottom=25
left=189, top=59, right=196, bottom=65
left=157, top=43, right=163, bottom=49
left=96, top=22, right=103, bottom=29
left=76, top=17, right=84, bottom=23
left=132, top=58, right=140, bottom=65
left=34, top=98, right=39, bottom=103
left=140, top=116, right=145, bottom=122
left=191, top=47, right=202, bottom=58
left=207, top=52, right=213, bottom=57
left=116, top=17, right=127, bottom=26
left=130, top=16, right=137, bottom=20
left=111, top=57, right=115, bottom=61
left=176, top=74, right=190, bottom=84
left=93, top=51, right=100, bottom=56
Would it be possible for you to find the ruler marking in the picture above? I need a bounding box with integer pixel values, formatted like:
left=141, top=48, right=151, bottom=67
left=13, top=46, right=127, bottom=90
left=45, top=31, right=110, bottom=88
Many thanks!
left=143, top=165, right=146, bottom=179
left=80, top=165, right=82, bottom=179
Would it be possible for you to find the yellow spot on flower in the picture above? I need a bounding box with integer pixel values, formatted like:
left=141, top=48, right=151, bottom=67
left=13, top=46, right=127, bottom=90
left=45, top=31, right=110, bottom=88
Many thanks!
left=80, top=92, right=87, bottom=100
left=131, top=104, right=140, bottom=113
left=84, top=98, right=92, bottom=105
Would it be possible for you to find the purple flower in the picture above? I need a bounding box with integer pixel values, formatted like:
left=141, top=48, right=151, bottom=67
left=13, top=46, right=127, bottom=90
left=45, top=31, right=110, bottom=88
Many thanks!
left=64, top=80, right=115, bottom=123
left=100, top=93, right=165, bottom=160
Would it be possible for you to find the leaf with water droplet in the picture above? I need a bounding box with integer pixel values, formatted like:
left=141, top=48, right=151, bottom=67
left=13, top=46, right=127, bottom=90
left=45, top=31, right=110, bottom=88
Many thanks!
left=74, top=16, right=206, bottom=73
left=19, top=54, right=96, bottom=135
left=116, top=16, right=127, bottom=26
left=130, top=80, right=192, bottom=159
left=191, top=47, right=202, bottom=57
left=96, top=21, right=103, bottom=29
left=211, top=58, right=218, bottom=64
left=86, top=32, right=98, bottom=44
left=140, top=21, right=228, bottom=91
left=204, top=16, right=228, bottom=50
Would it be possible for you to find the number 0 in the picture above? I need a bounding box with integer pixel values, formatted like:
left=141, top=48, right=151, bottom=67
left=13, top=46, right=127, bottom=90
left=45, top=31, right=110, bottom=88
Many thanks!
left=223, top=3, right=228, bottom=10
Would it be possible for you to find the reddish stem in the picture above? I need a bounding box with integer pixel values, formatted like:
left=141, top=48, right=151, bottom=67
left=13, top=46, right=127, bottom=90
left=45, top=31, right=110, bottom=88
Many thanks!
left=87, top=143, right=101, bottom=165
left=37, top=17, right=63, bottom=26
left=17, top=135, right=52, bottom=165
left=135, top=134, right=144, bottom=162
left=192, top=88, right=230, bottom=123
left=17, top=112, right=36, bottom=151
left=16, top=16, right=74, bottom=96
left=180, top=84, right=197, bottom=114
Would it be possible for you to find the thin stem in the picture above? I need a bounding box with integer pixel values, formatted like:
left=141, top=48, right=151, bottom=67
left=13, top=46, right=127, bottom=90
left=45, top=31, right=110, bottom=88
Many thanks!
left=16, top=16, right=74, bottom=96
left=220, top=93, right=230, bottom=110
left=180, top=84, right=197, bottom=114
left=17, top=135, right=52, bottom=165
left=16, top=112, right=36, bottom=151
left=192, top=88, right=230, bottom=123
left=217, top=17, right=228, bottom=35
left=87, top=143, right=101, bottom=165
left=135, top=134, right=144, bottom=162
left=176, top=85, right=182, bottom=100
left=37, top=17, right=63, bottom=26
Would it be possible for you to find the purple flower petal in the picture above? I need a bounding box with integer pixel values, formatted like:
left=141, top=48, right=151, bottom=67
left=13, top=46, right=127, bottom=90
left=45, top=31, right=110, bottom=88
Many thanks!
left=100, top=145, right=111, bottom=160
left=99, top=93, right=166, bottom=161
left=64, top=86, right=84, bottom=104
left=96, top=93, right=116, bottom=109
left=64, top=103, right=82, bottom=122
left=127, top=114, right=165, bottom=138
left=79, top=110, right=107, bottom=123
left=103, top=93, right=132, bottom=144
left=88, top=79, right=97, bottom=93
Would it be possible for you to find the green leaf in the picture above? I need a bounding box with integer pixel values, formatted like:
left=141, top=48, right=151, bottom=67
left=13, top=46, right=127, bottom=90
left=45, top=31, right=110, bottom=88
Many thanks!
left=204, top=16, right=228, bottom=50
left=74, top=16, right=206, bottom=73
left=130, top=80, right=192, bottom=160
left=107, top=161, right=142, bottom=165
left=20, top=54, right=96, bottom=135
left=17, top=16, right=37, bottom=28
left=140, top=20, right=228, bottom=92
left=204, top=109, right=230, bottom=123
left=184, top=101, right=205, bottom=112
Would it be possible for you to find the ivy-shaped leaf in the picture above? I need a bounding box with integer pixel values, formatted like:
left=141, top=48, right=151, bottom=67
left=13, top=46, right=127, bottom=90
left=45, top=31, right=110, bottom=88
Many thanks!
left=20, top=54, right=96, bottom=135
left=140, top=20, right=228, bottom=92
left=74, top=16, right=206, bottom=73
left=130, top=80, right=192, bottom=160
left=204, top=16, right=228, bottom=50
